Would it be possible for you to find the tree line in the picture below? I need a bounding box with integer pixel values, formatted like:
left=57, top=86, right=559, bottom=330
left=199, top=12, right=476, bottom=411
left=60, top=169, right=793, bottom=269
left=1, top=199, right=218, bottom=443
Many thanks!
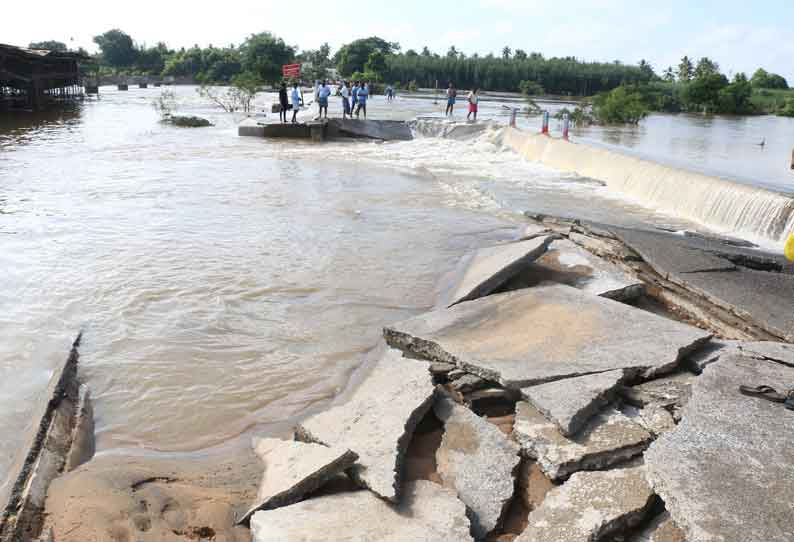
left=30, top=31, right=793, bottom=120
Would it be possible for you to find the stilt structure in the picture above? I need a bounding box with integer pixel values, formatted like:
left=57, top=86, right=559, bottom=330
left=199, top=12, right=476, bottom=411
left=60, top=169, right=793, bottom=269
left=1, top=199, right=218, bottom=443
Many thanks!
left=0, top=43, right=88, bottom=111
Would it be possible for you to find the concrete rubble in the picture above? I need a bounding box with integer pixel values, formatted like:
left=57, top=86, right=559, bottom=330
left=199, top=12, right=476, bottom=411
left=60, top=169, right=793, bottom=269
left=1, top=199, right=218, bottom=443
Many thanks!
left=385, top=284, right=711, bottom=389
left=31, top=213, right=794, bottom=542
left=238, top=438, right=358, bottom=523
left=513, top=402, right=652, bottom=480
left=439, top=236, right=553, bottom=307
left=250, top=480, right=472, bottom=542
left=296, top=348, right=435, bottom=501
left=434, top=394, right=521, bottom=539
left=645, top=354, right=794, bottom=542
left=521, top=369, right=625, bottom=437
left=516, top=466, right=655, bottom=542
left=503, top=238, right=645, bottom=301
left=1, top=334, right=94, bottom=542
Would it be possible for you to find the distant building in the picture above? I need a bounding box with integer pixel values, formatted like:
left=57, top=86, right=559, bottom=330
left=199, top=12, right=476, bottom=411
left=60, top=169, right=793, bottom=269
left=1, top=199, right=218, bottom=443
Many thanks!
left=0, top=43, right=88, bottom=110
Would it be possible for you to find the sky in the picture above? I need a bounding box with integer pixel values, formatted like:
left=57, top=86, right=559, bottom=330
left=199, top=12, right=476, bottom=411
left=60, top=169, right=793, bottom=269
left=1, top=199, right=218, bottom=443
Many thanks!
left=4, top=0, right=793, bottom=83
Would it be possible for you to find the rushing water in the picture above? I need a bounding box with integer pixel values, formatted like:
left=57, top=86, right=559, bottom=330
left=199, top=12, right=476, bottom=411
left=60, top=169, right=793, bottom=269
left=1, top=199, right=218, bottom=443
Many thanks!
left=1, top=86, right=792, bottom=492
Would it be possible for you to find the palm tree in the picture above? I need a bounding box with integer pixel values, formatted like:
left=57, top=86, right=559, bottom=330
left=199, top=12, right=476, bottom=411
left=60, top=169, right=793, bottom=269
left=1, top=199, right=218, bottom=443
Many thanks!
left=502, top=46, right=511, bottom=60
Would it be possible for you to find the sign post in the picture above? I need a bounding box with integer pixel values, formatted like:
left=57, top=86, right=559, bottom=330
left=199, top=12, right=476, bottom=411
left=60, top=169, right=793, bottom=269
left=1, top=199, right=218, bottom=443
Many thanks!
left=282, top=64, right=301, bottom=79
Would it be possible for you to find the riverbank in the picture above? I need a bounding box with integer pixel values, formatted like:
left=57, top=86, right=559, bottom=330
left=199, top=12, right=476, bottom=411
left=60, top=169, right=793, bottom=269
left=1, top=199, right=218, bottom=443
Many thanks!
left=10, top=211, right=793, bottom=541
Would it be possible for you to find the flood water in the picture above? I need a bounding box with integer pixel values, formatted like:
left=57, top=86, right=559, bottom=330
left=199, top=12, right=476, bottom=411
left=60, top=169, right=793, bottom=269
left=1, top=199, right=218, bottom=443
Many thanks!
left=1, top=86, right=792, bottom=492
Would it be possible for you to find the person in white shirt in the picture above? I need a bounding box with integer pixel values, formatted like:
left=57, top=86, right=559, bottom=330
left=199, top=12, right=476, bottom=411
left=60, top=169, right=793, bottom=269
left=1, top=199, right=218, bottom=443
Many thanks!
left=290, top=83, right=303, bottom=123
left=317, top=80, right=331, bottom=119
left=339, top=81, right=351, bottom=119
left=467, top=87, right=479, bottom=121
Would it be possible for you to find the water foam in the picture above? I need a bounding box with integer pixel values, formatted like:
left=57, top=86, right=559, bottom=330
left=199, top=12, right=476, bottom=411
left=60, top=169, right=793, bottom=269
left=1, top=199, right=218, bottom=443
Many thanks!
left=503, top=127, right=794, bottom=246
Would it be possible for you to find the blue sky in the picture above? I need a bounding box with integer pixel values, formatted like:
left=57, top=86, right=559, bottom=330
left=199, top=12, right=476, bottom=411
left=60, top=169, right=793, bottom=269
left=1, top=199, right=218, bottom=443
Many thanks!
left=4, top=0, right=793, bottom=83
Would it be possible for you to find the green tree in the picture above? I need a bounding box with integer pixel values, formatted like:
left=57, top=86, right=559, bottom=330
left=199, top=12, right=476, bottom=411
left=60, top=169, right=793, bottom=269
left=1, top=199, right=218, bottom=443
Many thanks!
left=421, top=46, right=432, bottom=57
left=677, top=56, right=694, bottom=82
left=638, top=59, right=655, bottom=79
left=334, top=37, right=397, bottom=75
left=239, top=32, right=295, bottom=84
left=364, top=50, right=387, bottom=81
left=682, top=72, right=729, bottom=113
left=778, top=97, right=794, bottom=117
left=29, top=40, right=67, bottom=52
left=718, top=72, right=754, bottom=114
left=662, top=66, right=675, bottom=82
left=514, top=49, right=528, bottom=60
left=301, top=42, right=332, bottom=82
left=135, top=42, right=171, bottom=74
left=694, top=57, right=720, bottom=79
left=446, top=45, right=460, bottom=58
left=750, top=68, right=789, bottom=89
left=502, top=46, right=512, bottom=59
left=519, top=80, right=544, bottom=96
left=592, top=86, right=648, bottom=124
left=93, top=29, right=137, bottom=68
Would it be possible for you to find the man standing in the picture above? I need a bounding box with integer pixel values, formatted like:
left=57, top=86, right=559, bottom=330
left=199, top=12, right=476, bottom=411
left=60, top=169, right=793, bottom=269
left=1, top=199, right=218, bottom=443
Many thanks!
left=339, top=81, right=351, bottom=119
left=278, top=82, right=289, bottom=123
left=467, top=87, right=479, bottom=121
left=351, top=81, right=360, bottom=116
left=355, top=81, right=369, bottom=119
left=290, top=82, right=303, bottom=123
left=317, top=80, right=331, bottom=119
left=445, top=82, right=457, bottom=116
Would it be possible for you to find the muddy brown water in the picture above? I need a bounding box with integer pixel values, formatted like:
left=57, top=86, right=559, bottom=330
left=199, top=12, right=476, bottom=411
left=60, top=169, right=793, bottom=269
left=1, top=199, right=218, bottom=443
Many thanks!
left=0, top=86, right=736, bottom=492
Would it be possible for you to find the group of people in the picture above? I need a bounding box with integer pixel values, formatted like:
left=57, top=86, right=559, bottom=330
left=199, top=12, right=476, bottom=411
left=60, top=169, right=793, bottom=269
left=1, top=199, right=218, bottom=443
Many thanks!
left=277, top=81, right=304, bottom=123
left=277, top=79, right=481, bottom=123
left=445, top=83, right=479, bottom=120
left=335, top=81, right=372, bottom=120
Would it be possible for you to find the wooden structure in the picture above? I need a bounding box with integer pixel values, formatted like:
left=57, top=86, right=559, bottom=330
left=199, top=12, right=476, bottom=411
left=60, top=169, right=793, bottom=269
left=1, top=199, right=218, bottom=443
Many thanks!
left=0, top=43, right=87, bottom=110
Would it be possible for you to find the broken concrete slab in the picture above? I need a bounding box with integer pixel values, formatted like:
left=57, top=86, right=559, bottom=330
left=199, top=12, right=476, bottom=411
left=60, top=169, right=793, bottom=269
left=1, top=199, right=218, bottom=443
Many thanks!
left=329, top=119, right=413, bottom=141
left=1, top=334, right=94, bottom=542
left=611, top=226, right=794, bottom=341
left=622, top=404, right=677, bottom=437
left=385, top=285, right=712, bottom=390
left=737, top=340, right=794, bottom=368
left=671, top=267, right=794, bottom=342
left=645, top=355, right=794, bottom=542
left=238, top=438, right=358, bottom=523
left=527, top=238, right=645, bottom=301
left=449, top=373, right=490, bottom=393
left=434, top=394, right=520, bottom=539
left=611, top=227, right=737, bottom=276
left=250, top=480, right=472, bottom=542
left=630, top=511, right=686, bottom=542
left=516, top=466, right=655, bottom=542
left=521, top=369, right=625, bottom=437
left=682, top=338, right=742, bottom=371
left=439, top=236, right=554, bottom=307
left=513, top=402, right=651, bottom=480
left=296, top=348, right=435, bottom=502
left=619, top=371, right=696, bottom=410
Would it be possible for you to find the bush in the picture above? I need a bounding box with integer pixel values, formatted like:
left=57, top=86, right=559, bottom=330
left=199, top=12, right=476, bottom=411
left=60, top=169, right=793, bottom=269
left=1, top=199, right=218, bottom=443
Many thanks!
left=779, top=98, right=794, bottom=117
left=168, top=115, right=212, bottom=127
left=519, top=80, right=544, bottom=96
left=592, top=86, right=648, bottom=124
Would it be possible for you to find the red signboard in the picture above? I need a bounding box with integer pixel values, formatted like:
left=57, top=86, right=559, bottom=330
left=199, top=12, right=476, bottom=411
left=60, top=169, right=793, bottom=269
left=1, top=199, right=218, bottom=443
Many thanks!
left=282, top=63, right=301, bottom=78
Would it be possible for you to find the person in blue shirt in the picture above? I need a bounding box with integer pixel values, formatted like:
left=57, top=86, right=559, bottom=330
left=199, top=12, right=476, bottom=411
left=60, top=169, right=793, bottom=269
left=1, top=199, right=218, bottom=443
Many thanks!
left=290, top=82, right=302, bottom=124
left=351, top=81, right=360, bottom=116
left=355, top=82, right=369, bottom=119
left=317, top=80, right=331, bottom=119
